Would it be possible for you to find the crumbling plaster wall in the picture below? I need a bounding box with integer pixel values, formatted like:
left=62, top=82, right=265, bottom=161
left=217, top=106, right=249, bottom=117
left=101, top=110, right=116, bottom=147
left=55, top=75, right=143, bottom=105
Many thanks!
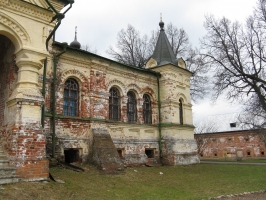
left=198, top=131, right=266, bottom=158
left=0, top=0, right=67, bottom=180
left=154, top=66, right=193, bottom=125
left=43, top=51, right=161, bottom=163
left=149, top=64, right=198, bottom=165
left=110, top=124, right=160, bottom=165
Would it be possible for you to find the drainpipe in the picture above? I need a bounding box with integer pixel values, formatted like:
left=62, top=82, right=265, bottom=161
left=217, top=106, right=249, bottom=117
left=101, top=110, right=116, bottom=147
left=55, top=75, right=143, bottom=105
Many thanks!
left=45, top=0, right=74, bottom=51
left=41, top=58, right=47, bottom=128
left=156, top=74, right=162, bottom=158
left=44, top=0, right=74, bottom=158
left=51, top=42, right=68, bottom=158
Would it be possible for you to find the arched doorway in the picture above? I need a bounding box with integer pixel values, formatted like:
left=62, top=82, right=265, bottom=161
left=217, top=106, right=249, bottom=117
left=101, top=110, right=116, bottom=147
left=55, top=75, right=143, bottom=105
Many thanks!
left=0, top=35, right=18, bottom=127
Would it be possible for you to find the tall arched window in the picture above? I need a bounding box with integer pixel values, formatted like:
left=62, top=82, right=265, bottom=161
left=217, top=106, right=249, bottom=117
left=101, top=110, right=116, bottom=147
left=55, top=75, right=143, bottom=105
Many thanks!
left=179, top=99, right=183, bottom=125
left=143, top=94, right=152, bottom=124
left=127, top=91, right=137, bottom=123
left=63, top=78, right=79, bottom=116
left=109, top=87, right=120, bottom=121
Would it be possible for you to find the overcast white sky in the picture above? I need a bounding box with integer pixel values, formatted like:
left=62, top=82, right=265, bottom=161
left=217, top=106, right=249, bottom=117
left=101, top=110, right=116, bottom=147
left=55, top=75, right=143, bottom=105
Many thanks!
left=56, top=0, right=258, bottom=124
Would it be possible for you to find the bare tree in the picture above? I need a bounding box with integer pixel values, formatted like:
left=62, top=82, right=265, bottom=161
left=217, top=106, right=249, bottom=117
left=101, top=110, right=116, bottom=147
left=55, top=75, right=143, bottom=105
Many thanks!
left=200, top=0, right=266, bottom=118
left=106, top=24, right=150, bottom=67
left=186, top=48, right=210, bottom=101
left=81, top=45, right=98, bottom=55
left=166, top=23, right=190, bottom=57
left=194, top=122, right=218, bottom=156
left=107, top=23, right=209, bottom=102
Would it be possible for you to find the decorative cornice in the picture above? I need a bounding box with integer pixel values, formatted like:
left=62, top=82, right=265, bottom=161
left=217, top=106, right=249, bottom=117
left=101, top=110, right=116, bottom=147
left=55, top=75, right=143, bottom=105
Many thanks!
left=0, top=11, right=30, bottom=45
left=0, top=0, right=54, bottom=23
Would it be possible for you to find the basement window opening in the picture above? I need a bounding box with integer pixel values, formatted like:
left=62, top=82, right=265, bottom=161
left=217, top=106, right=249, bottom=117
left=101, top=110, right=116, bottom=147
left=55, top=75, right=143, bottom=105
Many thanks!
left=247, top=151, right=251, bottom=156
left=230, top=123, right=236, bottom=128
left=145, top=149, right=155, bottom=158
left=117, top=149, right=124, bottom=159
left=64, top=148, right=80, bottom=163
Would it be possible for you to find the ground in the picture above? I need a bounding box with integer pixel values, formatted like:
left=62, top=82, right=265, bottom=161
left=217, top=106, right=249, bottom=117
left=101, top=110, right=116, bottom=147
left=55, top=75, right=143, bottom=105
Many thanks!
left=0, top=163, right=265, bottom=200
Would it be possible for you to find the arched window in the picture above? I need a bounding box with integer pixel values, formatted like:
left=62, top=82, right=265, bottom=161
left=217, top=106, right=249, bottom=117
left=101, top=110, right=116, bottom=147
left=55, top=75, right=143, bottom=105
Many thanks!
left=127, top=91, right=137, bottom=123
left=143, top=94, right=152, bottom=124
left=109, top=87, right=120, bottom=121
left=179, top=99, right=183, bottom=125
left=63, top=78, right=79, bottom=116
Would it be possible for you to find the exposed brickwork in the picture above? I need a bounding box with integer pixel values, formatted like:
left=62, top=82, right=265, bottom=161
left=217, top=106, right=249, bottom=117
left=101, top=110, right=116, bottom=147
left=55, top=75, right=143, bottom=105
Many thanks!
left=42, top=46, right=197, bottom=166
left=195, top=130, right=266, bottom=159
left=113, top=139, right=160, bottom=166
left=46, top=117, right=90, bottom=161
left=91, top=129, right=124, bottom=172
left=15, top=160, right=49, bottom=180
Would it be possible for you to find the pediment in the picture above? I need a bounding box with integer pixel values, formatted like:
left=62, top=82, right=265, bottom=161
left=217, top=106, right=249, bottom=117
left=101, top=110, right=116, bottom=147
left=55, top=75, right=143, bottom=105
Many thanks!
left=145, top=58, right=157, bottom=69
left=177, top=57, right=186, bottom=69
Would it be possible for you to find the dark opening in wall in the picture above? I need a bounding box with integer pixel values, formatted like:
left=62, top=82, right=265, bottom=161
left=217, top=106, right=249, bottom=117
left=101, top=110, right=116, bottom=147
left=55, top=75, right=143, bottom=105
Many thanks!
left=247, top=151, right=251, bottom=156
left=200, top=153, right=203, bottom=157
left=145, top=149, right=155, bottom=158
left=261, top=151, right=264, bottom=156
left=214, top=153, right=217, bottom=157
left=117, top=149, right=124, bottom=159
left=230, top=123, right=236, bottom=128
left=64, top=148, right=79, bottom=163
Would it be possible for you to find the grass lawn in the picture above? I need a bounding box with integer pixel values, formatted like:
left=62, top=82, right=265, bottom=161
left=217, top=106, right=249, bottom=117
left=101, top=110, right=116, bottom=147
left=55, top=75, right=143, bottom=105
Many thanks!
left=0, top=164, right=266, bottom=200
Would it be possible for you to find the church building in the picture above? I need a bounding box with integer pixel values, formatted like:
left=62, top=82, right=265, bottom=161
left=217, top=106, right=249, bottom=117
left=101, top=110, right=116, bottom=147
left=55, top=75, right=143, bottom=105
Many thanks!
left=0, top=0, right=198, bottom=183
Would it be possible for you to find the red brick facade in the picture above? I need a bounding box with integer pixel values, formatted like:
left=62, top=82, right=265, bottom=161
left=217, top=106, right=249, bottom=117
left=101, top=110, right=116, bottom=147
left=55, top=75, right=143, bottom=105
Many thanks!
left=195, top=130, right=266, bottom=159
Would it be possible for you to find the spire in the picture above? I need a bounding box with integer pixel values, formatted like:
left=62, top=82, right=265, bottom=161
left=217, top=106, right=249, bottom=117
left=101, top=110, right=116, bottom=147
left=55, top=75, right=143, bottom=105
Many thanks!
left=151, top=16, right=178, bottom=66
left=70, top=26, right=81, bottom=49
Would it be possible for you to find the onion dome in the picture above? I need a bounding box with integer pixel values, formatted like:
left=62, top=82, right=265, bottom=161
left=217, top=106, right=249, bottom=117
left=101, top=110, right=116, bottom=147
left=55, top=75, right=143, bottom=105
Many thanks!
left=70, top=26, right=81, bottom=49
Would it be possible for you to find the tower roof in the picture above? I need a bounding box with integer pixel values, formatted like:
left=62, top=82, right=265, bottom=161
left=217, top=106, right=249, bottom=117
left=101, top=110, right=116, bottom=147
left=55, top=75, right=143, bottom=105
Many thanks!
left=70, top=26, right=81, bottom=49
left=151, top=20, right=178, bottom=66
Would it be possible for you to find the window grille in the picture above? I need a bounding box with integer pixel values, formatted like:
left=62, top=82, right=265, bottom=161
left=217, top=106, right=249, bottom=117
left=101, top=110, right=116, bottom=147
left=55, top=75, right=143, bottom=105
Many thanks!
left=143, top=94, right=152, bottom=124
left=179, top=99, right=183, bottom=124
left=127, top=91, right=137, bottom=123
left=109, top=87, right=120, bottom=121
left=63, top=78, right=78, bottom=116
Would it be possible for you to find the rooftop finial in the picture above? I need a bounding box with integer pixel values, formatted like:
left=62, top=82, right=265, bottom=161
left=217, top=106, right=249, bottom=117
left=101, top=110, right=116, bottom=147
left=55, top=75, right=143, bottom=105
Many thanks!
left=70, top=26, right=81, bottom=49
left=159, top=13, right=164, bottom=30
left=75, top=26, right=77, bottom=40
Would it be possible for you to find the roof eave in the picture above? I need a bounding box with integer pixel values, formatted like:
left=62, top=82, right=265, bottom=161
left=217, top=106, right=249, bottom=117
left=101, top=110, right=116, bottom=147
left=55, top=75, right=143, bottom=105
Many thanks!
left=52, top=41, right=160, bottom=76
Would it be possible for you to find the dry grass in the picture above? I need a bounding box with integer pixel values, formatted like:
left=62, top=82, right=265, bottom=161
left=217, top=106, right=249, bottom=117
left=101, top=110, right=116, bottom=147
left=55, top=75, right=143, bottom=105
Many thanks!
left=0, top=163, right=266, bottom=200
